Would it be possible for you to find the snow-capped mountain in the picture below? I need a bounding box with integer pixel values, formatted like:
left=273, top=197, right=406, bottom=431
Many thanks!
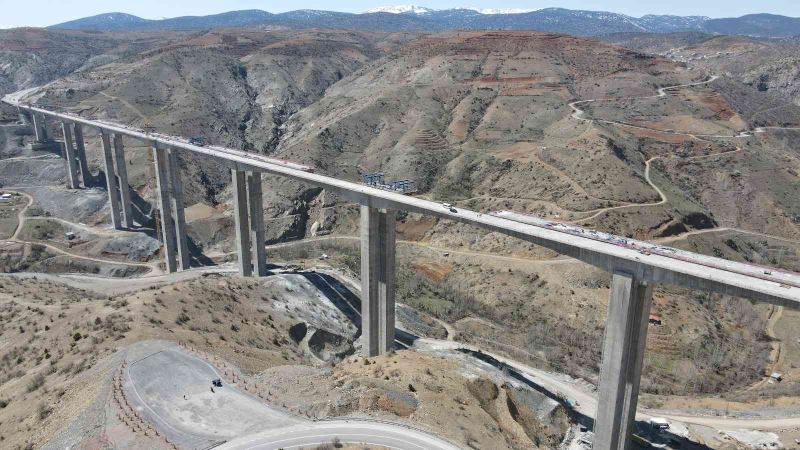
left=471, top=8, right=536, bottom=15
left=365, top=5, right=434, bottom=14
left=365, top=5, right=535, bottom=15
left=50, top=7, right=800, bottom=38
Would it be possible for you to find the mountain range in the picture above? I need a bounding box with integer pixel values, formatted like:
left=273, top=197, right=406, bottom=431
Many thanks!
left=48, top=7, right=800, bottom=38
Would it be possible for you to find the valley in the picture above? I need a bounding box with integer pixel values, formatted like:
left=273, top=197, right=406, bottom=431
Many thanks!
left=0, top=15, right=800, bottom=450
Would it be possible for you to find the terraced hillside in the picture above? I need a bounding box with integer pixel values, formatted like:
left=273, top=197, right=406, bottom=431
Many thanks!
left=604, top=32, right=800, bottom=108
left=7, top=28, right=800, bottom=402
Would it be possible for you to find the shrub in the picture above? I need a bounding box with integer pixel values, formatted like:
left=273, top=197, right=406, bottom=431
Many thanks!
left=175, top=312, right=190, bottom=325
left=37, top=402, right=52, bottom=420
left=27, top=373, right=45, bottom=392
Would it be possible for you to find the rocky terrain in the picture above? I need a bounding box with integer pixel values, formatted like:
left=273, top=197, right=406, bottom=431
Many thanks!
left=0, top=28, right=183, bottom=98
left=8, top=27, right=800, bottom=394
left=0, top=271, right=583, bottom=450
left=604, top=33, right=800, bottom=109
left=2, top=24, right=800, bottom=449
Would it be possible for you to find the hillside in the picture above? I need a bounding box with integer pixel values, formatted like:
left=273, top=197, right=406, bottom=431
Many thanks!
left=704, top=13, right=800, bottom=37
left=605, top=33, right=800, bottom=107
left=0, top=28, right=182, bottom=97
left=11, top=28, right=800, bottom=402
left=4, top=21, right=800, bottom=448
left=47, top=7, right=800, bottom=38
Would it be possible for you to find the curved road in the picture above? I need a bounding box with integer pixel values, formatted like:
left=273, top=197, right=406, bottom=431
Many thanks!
left=6, top=81, right=800, bottom=440
left=218, top=421, right=461, bottom=450
left=413, top=338, right=800, bottom=432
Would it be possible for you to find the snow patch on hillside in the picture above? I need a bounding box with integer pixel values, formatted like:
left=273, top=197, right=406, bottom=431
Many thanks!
left=365, top=5, right=434, bottom=14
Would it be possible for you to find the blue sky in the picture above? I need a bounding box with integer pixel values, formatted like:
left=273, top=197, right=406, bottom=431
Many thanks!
left=1, top=1, right=798, bottom=28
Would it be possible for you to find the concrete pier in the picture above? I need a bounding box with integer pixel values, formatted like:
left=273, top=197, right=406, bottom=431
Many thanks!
left=112, top=134, right=134, bottom=229
left=247, top=171, right=267, bottom=277
left=153, top=144, right=178, bottom=273
left=100, top=131, right=122, bottom=229
left=232, top=169, right=252, bottom=277
left=17, top=109, right=30, bottom=126
left=167, top=148, right=190, bottom=271
left=61, top=122, right=81, bottom=189
left=594, top=271, right=653, bottom=450
left=72, top=123, right=92, bottom=186
left=31, top=113, right=47, bottom=143
left=360, top=206, right=396, bottom=356
left=10, top=101, right=800, bottom=449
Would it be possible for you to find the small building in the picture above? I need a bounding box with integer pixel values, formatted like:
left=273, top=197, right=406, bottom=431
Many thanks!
left=770, top=372, right=783, bottom=382
left=648, top=314, right=662, bottom=326
left=65, top=232, right=76, bottom=241
left=0, top=193, right=12, bottom=202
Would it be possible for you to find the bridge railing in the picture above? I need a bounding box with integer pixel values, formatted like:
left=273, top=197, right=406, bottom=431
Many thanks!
left=6, top=95, right=800, bottom=450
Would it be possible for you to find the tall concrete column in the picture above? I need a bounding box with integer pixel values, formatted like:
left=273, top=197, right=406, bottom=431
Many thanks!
left=100, top=131, right=122, bottom=229
left=31, top=113, right=47, bottom=142
left=61, top=122, right=80, bottom=189
left=17, top=109, right=30, bottom=126
left=72, top=123, right=92, bottom=187
left=247, top=171, right=267, bottom=277
left=232, top=169, right=252, bottom=277
left=153, top=144, right=177, bottom=273
left=112, top=134, right=134, bottom=229
left=594, top=271, right=653, bottom=450
left=360, top=205, right=396, bottom=356
left=167, top=147, right=190, bottom=271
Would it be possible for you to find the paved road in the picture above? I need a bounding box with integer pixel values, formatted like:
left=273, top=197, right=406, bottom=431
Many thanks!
left=655, top=413, right=800, bottom=431
left=123, top=341, right=302, bottom=449
left=414, top=338, right=800, bottom=432
left=7, top=89, right=800, bottom=305
left=218, top=420, right=462, bottom=450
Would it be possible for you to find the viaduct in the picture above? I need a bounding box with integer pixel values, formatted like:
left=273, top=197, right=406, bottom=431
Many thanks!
left=8, top=98, right=800, bottom=450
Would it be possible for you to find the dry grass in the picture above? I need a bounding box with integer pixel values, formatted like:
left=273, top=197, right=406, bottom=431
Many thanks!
left=0, top=274, right=309, bottom=448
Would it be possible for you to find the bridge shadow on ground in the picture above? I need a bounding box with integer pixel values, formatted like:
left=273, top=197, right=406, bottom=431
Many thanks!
left=288, top=270, right=711, bottom=448
left=95, top=173, right=216, bottom=268
left=299, top=271, right=418, bottom=349
left=186, top=237, right=216, bottom=267
left=457, top=349, right=714, bottom=449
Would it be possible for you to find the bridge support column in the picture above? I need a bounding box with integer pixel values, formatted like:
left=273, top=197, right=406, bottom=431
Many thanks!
left=153, top=144, right=178, bottom=273
left=167, top=148, right=190, bottom=271
left=72, top=123, right=92, bottom=187
left=61, top=122, right=81, bottom=189
left=112, top=134, right=134, bottom=229
left=360, top=205, right=396, bottom=357
left=100, top=131, right=122, bottom=229
left=31, top=113, right=48, bottom=143
left=232, top=169, right=252, bottom=277
left=17, top=109, right=30, bottom=126
left=594, top=271, right=653, bottom=450
left=247, top=171, right=267, bottom=277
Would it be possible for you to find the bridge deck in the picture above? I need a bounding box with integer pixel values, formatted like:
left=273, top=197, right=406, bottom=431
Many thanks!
left=7, top=99, right=800, bottom=307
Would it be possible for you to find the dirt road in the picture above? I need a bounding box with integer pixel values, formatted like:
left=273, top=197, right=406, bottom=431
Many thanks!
left=2, top=189, right=160, bottom=274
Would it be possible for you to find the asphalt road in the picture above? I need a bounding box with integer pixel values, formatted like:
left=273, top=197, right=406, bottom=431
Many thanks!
left=217, top=420, right=462, bottom=450
left=123, top=341, right=301, bottom=449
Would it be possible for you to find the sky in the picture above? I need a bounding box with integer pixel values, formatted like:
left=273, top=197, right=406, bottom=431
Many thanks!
left=0, top=0, right=799, bottom=28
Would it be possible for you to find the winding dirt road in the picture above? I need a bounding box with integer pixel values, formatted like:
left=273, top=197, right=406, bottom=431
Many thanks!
left=2, top=189, right=160, bottom=274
